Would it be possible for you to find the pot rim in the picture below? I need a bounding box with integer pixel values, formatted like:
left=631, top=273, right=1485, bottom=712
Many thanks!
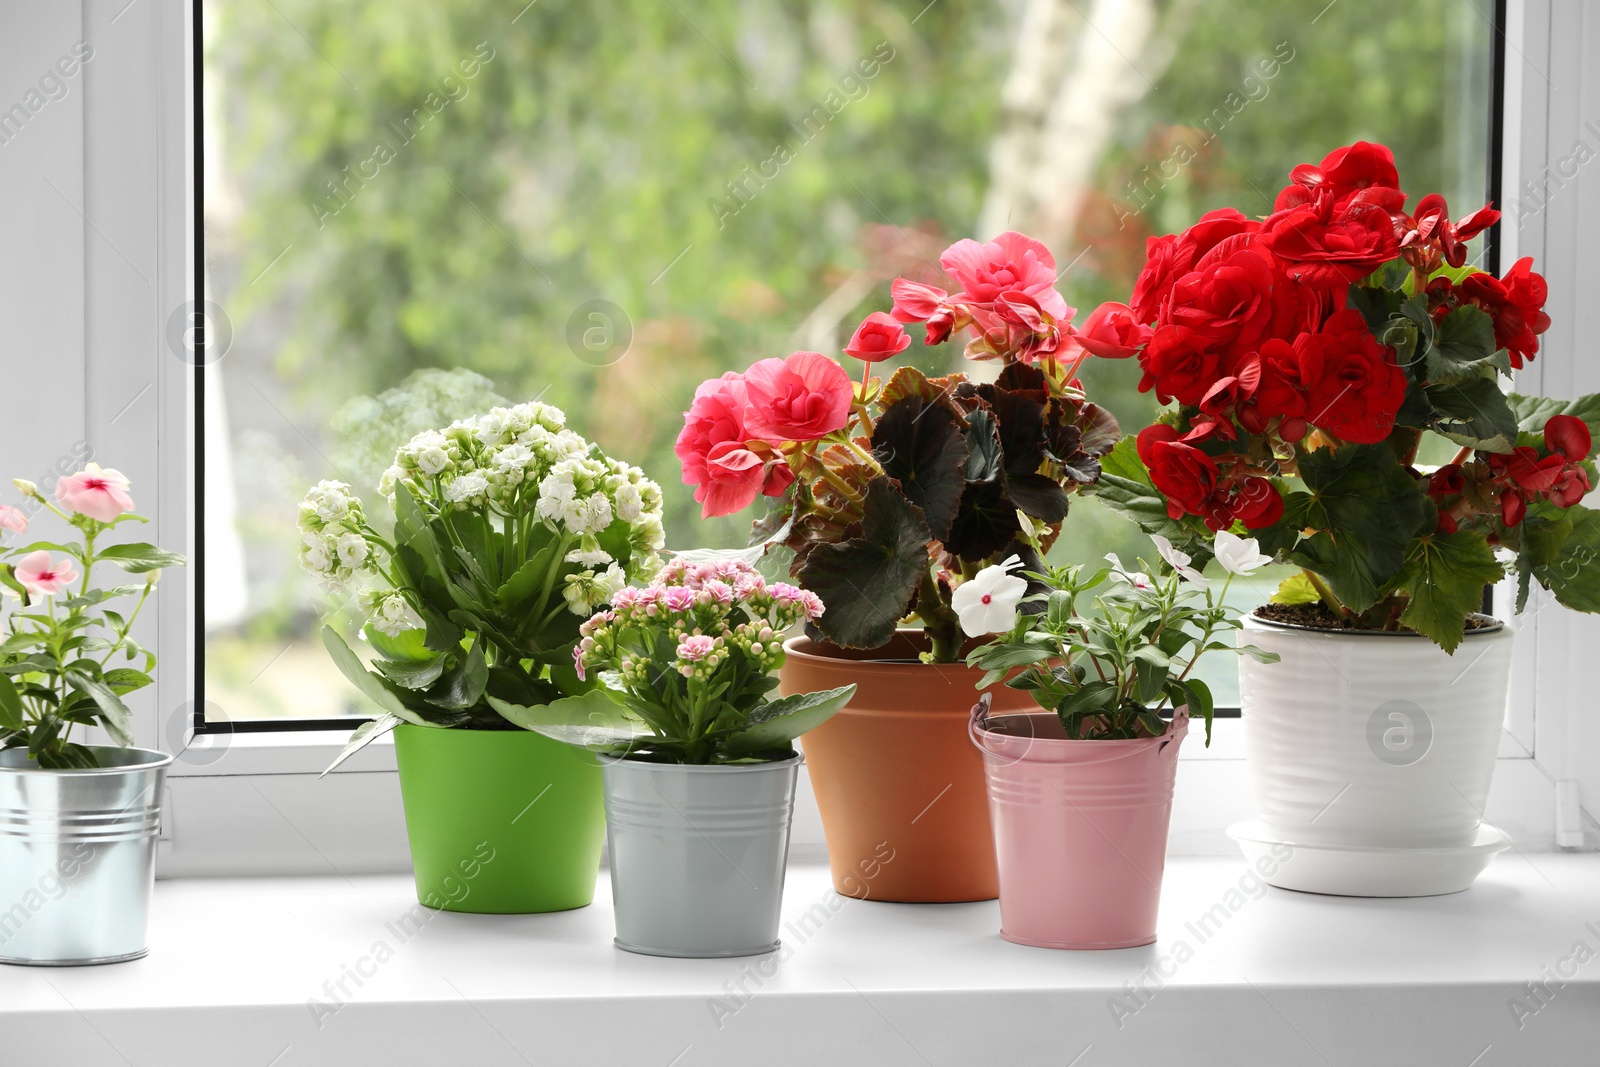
left=0, top=745, right=174, bottom=776
left=596, top=752, right=804, bottom=773
left=1243, top=610, right=1504, bottom=638
left=973, top=708, right=1188, bottom=750
left=782, top=629, right=992, bottom=667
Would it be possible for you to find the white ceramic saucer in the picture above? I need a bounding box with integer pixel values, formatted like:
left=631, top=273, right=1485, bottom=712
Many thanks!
left=1226, top=820, right=1512, bottom=898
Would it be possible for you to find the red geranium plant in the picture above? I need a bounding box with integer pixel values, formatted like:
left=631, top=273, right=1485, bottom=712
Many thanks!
left=677, top=232, right=1119, bottom=662
left=1091, top=141, right=1600, bottom=652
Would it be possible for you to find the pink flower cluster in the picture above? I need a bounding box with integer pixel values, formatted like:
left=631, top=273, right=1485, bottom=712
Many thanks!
left=575, top=557, right=823, bottom=682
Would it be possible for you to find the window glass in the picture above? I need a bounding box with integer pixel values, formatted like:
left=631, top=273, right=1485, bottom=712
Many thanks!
left=202, top=0, right=1491, bottom=721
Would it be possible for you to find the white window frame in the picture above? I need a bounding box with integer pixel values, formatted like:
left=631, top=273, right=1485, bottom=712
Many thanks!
left=88, top=0, right=1593, bottom=876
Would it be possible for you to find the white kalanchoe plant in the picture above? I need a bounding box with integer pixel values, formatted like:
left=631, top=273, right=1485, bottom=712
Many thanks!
left=298, top=400, right=666, bottom=769
left=964, top=534, right=1278, bottom=744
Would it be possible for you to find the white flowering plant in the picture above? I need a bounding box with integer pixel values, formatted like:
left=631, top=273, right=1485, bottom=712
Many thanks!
left=298, top=401, right=667, bottom=766
left=489, top=559, right=855, bottom=765
left=962, top=532, right=1280, bottom=745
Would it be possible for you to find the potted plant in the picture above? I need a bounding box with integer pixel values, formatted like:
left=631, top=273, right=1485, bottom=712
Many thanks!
left=300, top=400, right=666, bottom=913
left=0, top=466, right=185, bottom=965
left=963, top=533, right=1275, bottom=948
left=1090, top=141, right=1600, bottom=895
left=676, top=231, right=1120, bottom=902
left=493, top=558, right=854, bottom=957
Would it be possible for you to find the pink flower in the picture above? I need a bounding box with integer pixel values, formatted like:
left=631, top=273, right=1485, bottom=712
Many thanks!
left=611, top=587, right=639, bottom=610
left=769, top=582, right=805, bottom=604
left=889, top=278, right=950, bottom=323
left=572, top=644, right=587, bottom=682
left=14, top=550, right=79, bottom=598
left=798, top=590, right=825, bottom=619
left=677, top=635, right=716, bottom=662
left=701, top=579, right=734, bottom=605
left=0, top=505, right=27, bottom=535
left=662, top=586, right=698, bottom=612
left=938, top=232, right=1069, bottom=320
left=55, top=464, right=135, bottom=523
left=741, top=352, right=854, bottom=442
left=1068, top=301, right=1153, bottom=360
left=676, top=373, right=796, bottom=518
left=844, top=312, right=911, bottom=364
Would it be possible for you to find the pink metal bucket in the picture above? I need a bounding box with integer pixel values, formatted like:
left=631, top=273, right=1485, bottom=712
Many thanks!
left=970, top=696, right=1188, bottom=949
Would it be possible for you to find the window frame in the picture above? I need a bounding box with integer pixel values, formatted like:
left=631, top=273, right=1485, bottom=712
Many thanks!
left=145, top=0, right=1593, bottom=876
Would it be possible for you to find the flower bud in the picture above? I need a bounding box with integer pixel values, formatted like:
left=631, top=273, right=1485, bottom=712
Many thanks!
left=12, top=479, right=38, bottom=499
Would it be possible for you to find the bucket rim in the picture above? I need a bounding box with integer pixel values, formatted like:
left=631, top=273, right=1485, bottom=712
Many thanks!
left=0, top=746, right=174, bottom=776
left=1243, top=611, right=1504, bottom=638
left=596, top=752, right=804, bottom=773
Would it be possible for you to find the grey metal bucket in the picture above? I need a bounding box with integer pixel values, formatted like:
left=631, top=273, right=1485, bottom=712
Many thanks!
left=601, top=754, right=800, bottom=958
left=0, top=746, right=172, bottom=966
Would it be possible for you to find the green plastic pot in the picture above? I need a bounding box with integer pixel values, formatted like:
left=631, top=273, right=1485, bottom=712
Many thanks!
left=392, top=724, right=605, bottom=913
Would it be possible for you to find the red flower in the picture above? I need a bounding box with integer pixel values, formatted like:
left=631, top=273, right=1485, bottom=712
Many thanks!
left=1277, top=141, right=1404, bottom=211
left=1501, top=489, right=1526, bottom=527
left=1129, top=209, right=1260, bottom=325
left=1550, top=467, right=1591, bottom=508
left=1137, top=424, right=1219, bottom=520
left=844, top=312, right=911, bottom=364
left=1163, top=245, right=1279, bottom=353
left=1259, top=194, right=1400, bottom=289
left=1403, top=194, right=1500, bottom=269
left=1137, top=325, right=1222, bottom=407
left=1506, top=447, right=1565, bottom=493
left=889, top=278, right=949, bottom=323
left=1070, top=301, right=1152, bottom=359
left=1297, top=310, right=1407, bottom=443
left=1458, top=257, right=1551, bottom=369
left=1228, top=476, right=1286, bottom=530
left=1428, top=464, right=1465, bottom=499
left=1544, top=414, right=1591, bottom=461
left=742, top=351, right=854, bottom=442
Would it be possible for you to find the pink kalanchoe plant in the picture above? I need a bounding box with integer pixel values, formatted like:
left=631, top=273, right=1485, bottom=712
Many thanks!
left=676, top=231, right=1122, bottom=662
left=494, top=558, right=850, bottom=764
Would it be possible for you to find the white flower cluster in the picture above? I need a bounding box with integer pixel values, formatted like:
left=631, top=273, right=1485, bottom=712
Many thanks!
left=377, top=401, right=665, bottom=616
left=296, top=480, right=370, bottom=590
left=360, top=587, right=424, bottom=638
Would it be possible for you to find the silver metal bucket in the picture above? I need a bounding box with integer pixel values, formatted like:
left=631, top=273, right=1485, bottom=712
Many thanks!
left=0, top=746, right=171, bottom=966
left=601, top=754, right=800, bottom=958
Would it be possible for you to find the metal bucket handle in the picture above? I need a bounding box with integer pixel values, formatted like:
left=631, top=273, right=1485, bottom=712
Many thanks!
left=970, top=694, right=1190, bottom=766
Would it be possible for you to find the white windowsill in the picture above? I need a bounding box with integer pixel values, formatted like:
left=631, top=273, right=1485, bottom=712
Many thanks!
left=5, top=857, right=1597, bottom=1066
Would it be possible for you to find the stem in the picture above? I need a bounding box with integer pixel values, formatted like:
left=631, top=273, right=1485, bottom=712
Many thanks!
left=1449, top=445, right=1474, bottom=467
left=1301, top=568, right=1346, bottom=616
left=917, top=569, right=962, bottom=664
left=98, top=580, right=154, bottom=667
left=837, top=436, right=880, bottom=469
left=813, top=464, right=864, bottom=507
left=530, top=532, right=573, bottom=626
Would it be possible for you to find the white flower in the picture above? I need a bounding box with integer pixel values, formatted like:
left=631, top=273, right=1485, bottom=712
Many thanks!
left=1103, top=552, right=1155, bottom=591
left=446, top=471, right=489, bottom=506
left=571, top=493, right=613, bottom=534
left=951, top=555, right=1029, bottom=637
left=415, top=446, right=451, bottom=476
left=335, top=531, right=370, bottom=570
left=1214, top=530, right=1273, bottom=576
left=1150, top=534, right=1208, bottom=588
left=565, top=543, right=613, bottom=567
left=366, top=592, right=422, bottom=637
left=300, top=532, right=335, bottom=574
left=614, top=482, right=644, bottom=523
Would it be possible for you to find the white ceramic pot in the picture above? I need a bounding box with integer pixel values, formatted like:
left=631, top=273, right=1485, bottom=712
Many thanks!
left=1229, top=614, right=1514, bottom=896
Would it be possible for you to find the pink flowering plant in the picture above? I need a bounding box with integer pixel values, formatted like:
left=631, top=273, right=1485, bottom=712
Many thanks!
left=489, top=559, right=854, bottom=764
left=677, top=231, right=1120, bottom=663
left=0, top=467, right=185, bottom=768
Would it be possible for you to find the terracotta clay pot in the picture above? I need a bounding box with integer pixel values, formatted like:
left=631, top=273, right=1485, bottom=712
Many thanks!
left=779, top=631, right=1035, bottom=903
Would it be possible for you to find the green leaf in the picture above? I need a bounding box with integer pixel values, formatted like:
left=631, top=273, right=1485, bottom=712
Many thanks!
left=487, top=689, right=644, bottom=753
left=1133, top=658, right=1168, bottom=705
left=1506, top=392, right=1600, bottom=448
left=1532, top=505, right=1600, bottom=613
left=1425, top=305, right=1498, bottom=383
left=1181, top=678, right=1214, bottom=746
left=1347, top=284, right=1404, bottom=332
left=319, top=628, right=434, bottom=726
left=373, top=653, right=448, bottom=690
left=962, top=407, right=1003, bottom=481
left=102, top=668, right=153, bottom=696
left=721, top=684, right=857, bottom=752
left=95, top=543, right=187, bottom=573
left=1425, top=377, right=1519, bottom=454
left=321, top=713, right=403, bottom=777
left=1270, top=572, right=1322, bottom=605
left=1059, top=681, right=1116, bottom=720
left=434, top=637, right=489, bottom=709
left=1395, top=532, right=1506, bottom=653
left=1289, top=444, right=1431, bottom=613
left=64, top=671, right=134, bottom=747
left=872, top=396, right=969, bottom=540
left=362, top=625, right=432, bottom=662
left=795, top=478, right=931, bottom=649
left=0, top=674, right=22, bottom=731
